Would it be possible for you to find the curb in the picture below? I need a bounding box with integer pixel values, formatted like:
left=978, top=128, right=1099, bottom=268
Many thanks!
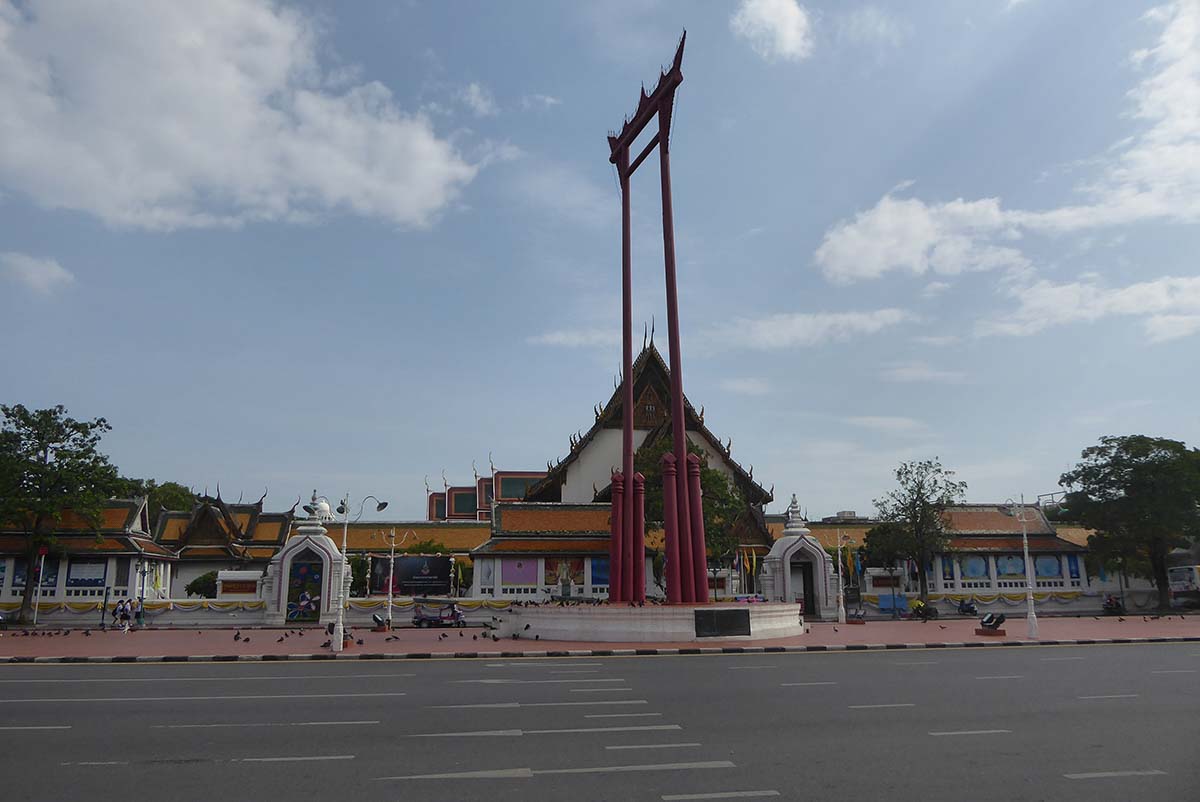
left=4, top=635, right=1199, bottom=663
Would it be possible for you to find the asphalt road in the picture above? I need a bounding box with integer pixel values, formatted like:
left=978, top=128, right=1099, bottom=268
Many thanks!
left=0, top=643, right=1197, bottom=802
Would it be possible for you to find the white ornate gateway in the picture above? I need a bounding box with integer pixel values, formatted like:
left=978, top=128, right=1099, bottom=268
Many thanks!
left=759, top=495, right=836, bottom=618
left=262, top=512, right=350, bottom=626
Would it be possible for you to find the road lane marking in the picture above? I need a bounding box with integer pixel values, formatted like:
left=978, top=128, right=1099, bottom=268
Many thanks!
left=377, top=760, right=734, bottom=780
left=454, top=678, right=626, bottom=684
left=585, top=713, right=662, bottom=719
left=976, top=675, right=1024, bottom=680
left=485, top=662, right=603, bottom=668
left=410, top=725, right=682, bottom=738
left=1150, top=669, right=1196, bottom=674
left=1041, top=657, right=1085, bottom=661
left=727, top=666, right=776, bottom=670
left=928, top=730, right=1012, bottom=737
left=153, top=720, right=380, bottom=729
left=892, top=661, right=938, bottom=666
left=570, top=687, right=633, bottom=693
left=848, top=703, right=915, bottom=709
left=432, top=700, right=647, bottom=709
left=606, top=743, right=700, bottom=751
left=551, top=670, right=601, bottom=674
left=0, top=725, right=71, bottom=731
left=0, top=692, right=406, bottom=704
left=61, top=761, right=128, bottom=766
left=0, top=674, right=411, bottom=684
left=1078, top=694, right=1139, bottom=700
left=780, top=682, right=837, bottom=687
left=234, top=755, right=354, bottom=763
left=1064, top=770, right=1166, bottom=780
left=662, top=793, right=780, bottom=800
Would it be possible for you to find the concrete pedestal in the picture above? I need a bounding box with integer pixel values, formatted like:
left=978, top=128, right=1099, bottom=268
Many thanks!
left=494, top=603, right=804, bottom=642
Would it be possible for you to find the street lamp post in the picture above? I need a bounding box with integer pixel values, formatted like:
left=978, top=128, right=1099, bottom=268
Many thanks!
left=836, top=529, right=847, bottom=625
left=333, top=493, right=388, bottom=653
left=1008, top=495, right=1039, bottom=639
left=381, top=528, right=412, bottom=629
left=135, top=559, right=148, bottom=627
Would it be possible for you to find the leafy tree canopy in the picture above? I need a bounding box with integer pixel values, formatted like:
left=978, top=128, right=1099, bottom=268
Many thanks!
left=113, top=477, right=196, bottom=530
left=184, top=571, right=218, bottom=599
left=1061, top=435, right=1200, bottom=610
left=873, top=458, right=967, bottom=600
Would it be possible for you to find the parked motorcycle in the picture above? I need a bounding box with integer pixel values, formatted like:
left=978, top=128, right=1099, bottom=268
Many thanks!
left=955, top=599, right=978, bottom=616
left=980, top=612, right=1006, bottom=631
left=909, top=599, right=939, bottom=621
left=1102, top=595, right=1125, bottom=615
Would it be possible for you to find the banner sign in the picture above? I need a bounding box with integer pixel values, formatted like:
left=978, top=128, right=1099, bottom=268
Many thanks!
left=590, top=557, right=609, bottom=587
left=500, top=558, right=537, bottom=586
left=545, top=557, right=584, bottom=586
left=67, top=559, right=107, bottom=587
left=370, top=555, right=452, bottom=596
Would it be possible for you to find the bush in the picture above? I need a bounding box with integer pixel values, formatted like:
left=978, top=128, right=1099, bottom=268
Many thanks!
left=184, top=571, right=217, bottom=599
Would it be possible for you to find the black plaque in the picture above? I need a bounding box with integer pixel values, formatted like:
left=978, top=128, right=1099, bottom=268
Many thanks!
left=694, top=608, right=751, bottom=638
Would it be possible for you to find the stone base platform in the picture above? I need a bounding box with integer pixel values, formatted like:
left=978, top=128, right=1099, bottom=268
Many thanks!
left=975, top=628, right=1006, bottom=637
left=494, top=603, right=805, bottom=643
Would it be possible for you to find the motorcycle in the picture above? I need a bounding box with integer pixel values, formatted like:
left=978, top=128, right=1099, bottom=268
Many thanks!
left=980, top=612, right=1006, bottom=631
left=908, top=599, right=939, bottom=621
left=955, top=599, right=978, bottom=616
left=1102, top=595, right=1125, bottom=615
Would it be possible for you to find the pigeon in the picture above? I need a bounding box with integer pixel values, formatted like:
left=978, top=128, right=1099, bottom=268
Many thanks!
left=1093, top=617, right=1100, bottom=621
left=320, top=639, right=332, bottom=648
left=524, top=624, right=531, bottom=631
left=1118, top=617, right=1126, bottom=622
left=512, top=633, right=519, bottom=640
left=277, top=636, right=285, bottom=643
left=833, top=627, right=838, bottom=633
left=297, top=631, right=304, bottom=637
left=492, top=635, right=499, bottom=642
left=284, top=633, right=290, bottom=638
left=243, top=638, right=250, bottom=644
left=356, top=639, right=364, bottom=646
left=83, top=630, right=91, bottom=637
left=939, top=625, right=947, bottom=630
left=1144, top=617, right=1149, bottom=622
left=459, top=631, right=464, bottom=637
left=234, top=631, right=242, bottom=641
left=534, top=634, right=539, bottom=640
left=472, top=634, right=477, bottom=641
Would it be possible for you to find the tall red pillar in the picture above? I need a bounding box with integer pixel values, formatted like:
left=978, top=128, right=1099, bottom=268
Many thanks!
left=687, top=454, right=709, bottom=602
left=609, top=472, right=624, bottom=601
left=661, top=453, right=682, bottom=604
left=632, top=472, right=646, bottom=603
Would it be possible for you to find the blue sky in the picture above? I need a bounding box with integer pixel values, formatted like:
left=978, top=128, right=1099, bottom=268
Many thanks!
left=2, top=0, right=1198, bottom=520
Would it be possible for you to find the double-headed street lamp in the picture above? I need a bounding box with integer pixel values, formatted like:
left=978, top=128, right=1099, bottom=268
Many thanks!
left=374, top=528, right=412, bottom=629
left=332, top=493, right=388, bottom=652
left=835, top=529, right=854, bottom=625
left=1006, top=495, right=1039, bottom=639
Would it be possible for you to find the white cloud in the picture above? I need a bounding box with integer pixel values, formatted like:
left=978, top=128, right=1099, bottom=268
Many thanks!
left=814, top=2, right=1200, bottom=282
left=881, top=361, right=966, bottom=383
left=521, top=94, right=562, bottom=110
left=843, top=415, right=928, bottom=435
left=730, top=0, right=814, bottom=62
left=921, top=281, right=951, bottom=298
left=0, top=252, right=74, bottom=294
left=0, top=0, right=477, bottom=229
left=912, top=334, right=960, bottom=347
left=460, top=82, right=498, bottom=117
left=719, top=378, right=772, bottom=396
left=838, top=6, right=910, bottom=47
left=711, top=308, right=913, bottom=350
left=978, top=274, right=1200, bottom=341
left=527, top=329, right=620, bottom=348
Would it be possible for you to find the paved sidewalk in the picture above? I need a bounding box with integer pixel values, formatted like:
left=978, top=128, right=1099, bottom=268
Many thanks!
left=2, top=614, right=1196, bottom=661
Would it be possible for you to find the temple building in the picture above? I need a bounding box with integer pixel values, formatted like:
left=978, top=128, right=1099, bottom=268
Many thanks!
left=0, top=498, right=175, bottom=604
left=468, top=344, right=776, bottom=600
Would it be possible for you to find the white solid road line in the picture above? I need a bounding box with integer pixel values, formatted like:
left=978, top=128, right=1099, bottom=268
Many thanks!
left=235, top=755, right=354, bottom=763
left=1064, top=770, right=1166, bottom=780
left=0, top=692, right=406, bottom=704
left=1150, top=669, right=1196, bottom=674
left=153, top=720, right=380, bottom=729
left=976, top=675, right=1024, bottom=680
left=727, top=666, right=776, bottom=670
left=1041, top=656, right=1085, bottom=661
left=605, top=743, right=701, bottom=751
left=570, top=687, right=634, bottom=693
left=454, top=678, right=625, bottom=684
left=780, top=682, right=837, bottom=687
left=928, top=730, right=1012, bottom=737
left=377, top=760, right=735, bottom=781
left=551, top=670, right=601, bottom=674
left=892, top=661, right=938, bottom=666
left=585, top=713, right=663, bottom=719
left=848, top=703, right=915, bottom=709
left=662, top=792, right=780, bottom=800
left=1078, top=694, right=1139, bottom=700
left=0, top=674, right=412, bottom=683
left=0, top=725, right=71, bottom=731
left=410, top=724, right=682, bottom=738
left=433, top=700, right=647, bottom=709
left=61, top=761, right=129, bottom=766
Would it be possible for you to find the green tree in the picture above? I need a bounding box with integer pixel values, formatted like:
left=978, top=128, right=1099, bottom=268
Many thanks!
left=635, top=435, right=746, bottom=599
left=864, top=521, right=909, bottom=612
left=349, top=554, right=370, bottom=597
left=113, top=477, right=196, bottom=530
left=1060, top=435, right=1200, bottom=610
left=0, top=404, right=121, bottom=623
left=184, top=570, right=218, bottom=599
left=873, top=459, right=967, bottom=601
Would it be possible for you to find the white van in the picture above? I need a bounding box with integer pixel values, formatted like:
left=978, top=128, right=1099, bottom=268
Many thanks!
left=1167, top=565, right=1200, bottom=608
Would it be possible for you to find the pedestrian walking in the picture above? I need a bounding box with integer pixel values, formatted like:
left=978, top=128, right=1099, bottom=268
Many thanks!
left=131, top=598, right=142, bottom=629
left=118, top=599, right=131, bottom=633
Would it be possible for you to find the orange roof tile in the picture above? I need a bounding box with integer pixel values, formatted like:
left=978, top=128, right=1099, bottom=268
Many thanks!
left=476, top=538, right=612, bottom=554
left=499, top=506, right=611, bottom=533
